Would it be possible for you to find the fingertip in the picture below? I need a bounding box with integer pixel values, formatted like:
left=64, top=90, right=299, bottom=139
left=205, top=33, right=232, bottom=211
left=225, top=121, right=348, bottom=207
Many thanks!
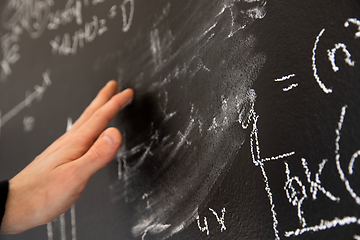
left=102, top=127, right=122, bottom=147
left=120, top=88, right=134, bottom=107
left=107, top=80, right=118, bottom=87
left=123, top=88, right=134, bottom=99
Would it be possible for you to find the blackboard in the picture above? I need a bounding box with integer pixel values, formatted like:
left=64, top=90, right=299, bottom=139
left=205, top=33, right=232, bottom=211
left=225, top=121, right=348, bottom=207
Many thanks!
left=0, top=0, right=359, bottom=239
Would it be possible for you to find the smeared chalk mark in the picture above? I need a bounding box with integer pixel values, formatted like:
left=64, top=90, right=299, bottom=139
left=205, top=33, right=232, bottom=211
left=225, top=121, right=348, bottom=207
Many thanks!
left=274, top=74, right=296, bottom=82
left=284, top=216, right=360, bottom=237
left=327, top=43, right=355, bottom=72
left=349, top=150, right=360, bottom=175
left=335, top=105, right=360, bottom=204
left=209, top=207, right=226, bottom=232
left=138, top=224, right=171, bottom=240
left=345, top=18, right=360, bottom=38
left=301, top=158, right=340, bottom=202
left=312, top=29, right=332, bottom=94
left=173, top=119, right=194, bottom=155
left=246, top=6, right=267, bottom=19
left=284, top=162, right=307, bottom=227
left=142, top=193, right=152, bottom=209
left=196, top=215, right=209, bottom=235
left=283, top=83, right=298, bottom=92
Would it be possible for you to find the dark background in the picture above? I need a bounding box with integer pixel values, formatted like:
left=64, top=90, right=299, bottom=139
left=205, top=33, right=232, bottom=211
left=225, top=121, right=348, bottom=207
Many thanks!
left=0, top=0, right=359, bottom=239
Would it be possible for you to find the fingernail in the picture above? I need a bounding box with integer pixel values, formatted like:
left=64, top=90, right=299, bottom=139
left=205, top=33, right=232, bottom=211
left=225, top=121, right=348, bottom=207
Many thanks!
left=123, top=89, right=134, bottom=107
left=103, top=132, right=116, bottom=146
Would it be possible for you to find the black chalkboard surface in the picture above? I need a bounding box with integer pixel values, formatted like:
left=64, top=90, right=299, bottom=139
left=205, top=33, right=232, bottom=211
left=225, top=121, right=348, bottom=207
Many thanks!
left=0, top=0, right=359, bottom=239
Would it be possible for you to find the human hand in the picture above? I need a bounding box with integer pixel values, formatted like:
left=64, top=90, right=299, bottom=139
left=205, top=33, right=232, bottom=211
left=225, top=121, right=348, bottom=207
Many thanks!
left=0, top=81, right=134, bottom=234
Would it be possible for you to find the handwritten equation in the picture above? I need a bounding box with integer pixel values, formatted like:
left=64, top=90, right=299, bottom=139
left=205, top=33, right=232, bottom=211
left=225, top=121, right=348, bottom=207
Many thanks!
left=0, top=0, right=135, bottom=82
left=251, top=18, right=360, bottom=239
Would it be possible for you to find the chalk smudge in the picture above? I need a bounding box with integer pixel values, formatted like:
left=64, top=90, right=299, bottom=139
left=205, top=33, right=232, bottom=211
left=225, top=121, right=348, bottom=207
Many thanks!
left=114, top=1, right=267, bottom=239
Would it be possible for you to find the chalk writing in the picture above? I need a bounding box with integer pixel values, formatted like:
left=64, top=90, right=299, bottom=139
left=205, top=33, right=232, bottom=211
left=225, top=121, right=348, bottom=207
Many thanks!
left=274, top=74, right=295, bottom=82
left=60, top=213, right=66, bottom=240
left=0, top=27, right=22, bottom=82
left=170, top=119, right=195, bottom=158
left=47, top=0, right=83, bottom=30
left=108, top=5, right=117, bottom=19
left=302, top=158, right=340, bottom=202
left=349, top=150, right=360, bottom=175
left=283, top=83, right=298, bottom=92
left=46, top=222, right=53, bottom=240
left=250, top=100, right=360, bottom=238
left=284, top=161, right=307, bottom=227
left=284, top=157, right=340, bottom=228
left=197, top=207, right=226, bottom=235
left=120, top=0, right=134, bottom=32
left=312, top=29, right=333, bottom=94
left=335, top=106, right=360, bottom=205
left=196, top=215, right=210, bottom=236
left=216, top=0, right=267, bottom=38
left=284, top=216, right=360, bottom=237
left=0, top=70, right=51, bottom=133
left=1, top=0, right=54, bottom=39
left=50, top=16, right=107, bottom=55
left=23, top=116, right=35, bottom=132
left=209, top=207, right=226, bottom=232
left=345, top=18, right=360, bottom=38
left=261, top=152, right=296, bottom=163
left=249, top=106, right=297, bottom=239
left=274, top=74, right=298, bottom=92
left=327, top=43, right=355, bottom=72
left=47, top=207, right=77, bottom=240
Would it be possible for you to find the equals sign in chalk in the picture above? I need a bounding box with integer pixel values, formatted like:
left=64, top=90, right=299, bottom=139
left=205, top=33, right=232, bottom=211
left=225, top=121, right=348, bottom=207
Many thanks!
left=274, top=74, right=298, bottom=92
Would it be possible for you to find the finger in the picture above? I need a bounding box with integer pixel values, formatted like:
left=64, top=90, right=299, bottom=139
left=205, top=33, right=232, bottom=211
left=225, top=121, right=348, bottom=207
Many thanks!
left=74, top=88, right=133, bottom=147
left=69, top=80, right=118, bottom=133
left=40, top=88, right=133, bottom=167
left=74, top=127, right=122, bottom=178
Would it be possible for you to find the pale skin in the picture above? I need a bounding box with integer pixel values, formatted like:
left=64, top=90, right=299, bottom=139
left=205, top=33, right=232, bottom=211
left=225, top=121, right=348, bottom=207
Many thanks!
left=0, top=80, right=134, bottom=234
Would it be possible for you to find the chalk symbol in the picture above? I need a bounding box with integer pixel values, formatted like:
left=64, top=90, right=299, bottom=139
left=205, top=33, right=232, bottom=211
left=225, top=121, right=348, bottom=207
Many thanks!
left=274, top=74, right=298, bottom=92
left=196, top=207, right=226, bottom=236
left=345, top=18, right=360, bottom=38
left=312, top=29, right=333, bottom=94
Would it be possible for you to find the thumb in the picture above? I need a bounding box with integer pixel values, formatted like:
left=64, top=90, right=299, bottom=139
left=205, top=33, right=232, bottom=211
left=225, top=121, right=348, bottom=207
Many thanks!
left=76, top=127, right=122, bottom=178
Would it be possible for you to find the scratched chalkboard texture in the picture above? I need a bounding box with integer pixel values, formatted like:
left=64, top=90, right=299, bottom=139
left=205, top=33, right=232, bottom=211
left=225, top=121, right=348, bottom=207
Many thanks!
left=0, top=0, right=359, bottom=239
